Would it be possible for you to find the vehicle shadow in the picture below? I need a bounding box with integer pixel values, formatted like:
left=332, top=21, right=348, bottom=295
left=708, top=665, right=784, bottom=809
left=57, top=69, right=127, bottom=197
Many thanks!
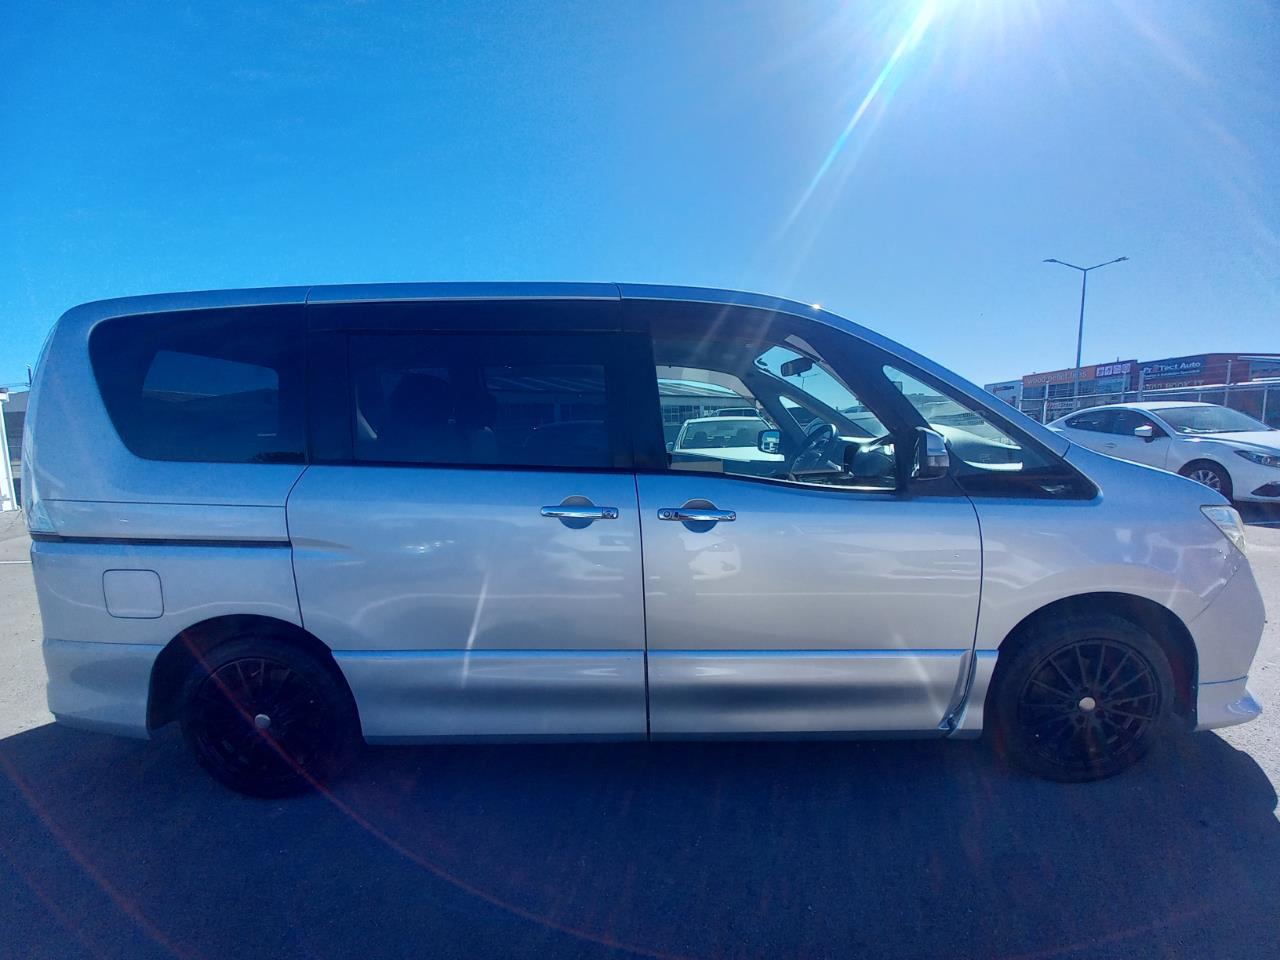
left=1238, top=502, right=1280, bottom=527
left=0, top=724, right=1276, bottom=960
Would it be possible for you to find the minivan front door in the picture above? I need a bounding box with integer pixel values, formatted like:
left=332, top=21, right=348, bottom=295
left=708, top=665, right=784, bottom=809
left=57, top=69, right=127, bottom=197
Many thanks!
left=290, top=298, right=648, bottom=741
left=631, top=299, right=983, bottom=736
left=636, top=474, right=982, bottom=735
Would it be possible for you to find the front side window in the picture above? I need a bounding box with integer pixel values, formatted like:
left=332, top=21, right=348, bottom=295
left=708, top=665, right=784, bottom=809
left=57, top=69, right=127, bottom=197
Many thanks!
left=646, top=306, right=898, bottom=490
left=90, top=306, right=305, bottom=463
left=1109, top=410, right=1160, bottom=436
left=1065, top=410, right=1113, bottom=433
left=887, top=365, right=1095, bottom=498
left=349, top=333, right=622, bottom=468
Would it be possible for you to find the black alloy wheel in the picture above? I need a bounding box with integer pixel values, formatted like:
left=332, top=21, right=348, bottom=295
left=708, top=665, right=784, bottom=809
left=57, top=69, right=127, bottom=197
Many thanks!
left=991, top=614, right=1174, bottom=781
left=181, top=638, right=359, bottom=797
left=1018, top=639, right=1160, bottom=776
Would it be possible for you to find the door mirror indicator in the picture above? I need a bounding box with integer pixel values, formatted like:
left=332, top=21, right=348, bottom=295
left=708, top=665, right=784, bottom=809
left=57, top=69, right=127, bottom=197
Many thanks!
left=914, top=427, right=950, bottom=480
left=1134, top=424, right=1155, bottom=441
left=757, top=428, right=781, bottom=454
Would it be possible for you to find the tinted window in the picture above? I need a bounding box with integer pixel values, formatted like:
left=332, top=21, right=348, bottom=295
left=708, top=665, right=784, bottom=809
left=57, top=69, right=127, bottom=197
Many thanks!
left=1109, top=410, right=1156, bottom=435
left=349, top=333, right=623, bottom=468
left=1065, top=410, right=1113, bottom=432
left=89, top=306, right=305, bottom=463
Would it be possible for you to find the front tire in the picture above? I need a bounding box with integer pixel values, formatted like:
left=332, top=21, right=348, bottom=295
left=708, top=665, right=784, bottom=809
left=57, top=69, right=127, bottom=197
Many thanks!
left=990, top=614, right=1173, bottom=782
left=179, top=637, right=361, bottom=797
left=1179, top=459, right=1233, bottom=500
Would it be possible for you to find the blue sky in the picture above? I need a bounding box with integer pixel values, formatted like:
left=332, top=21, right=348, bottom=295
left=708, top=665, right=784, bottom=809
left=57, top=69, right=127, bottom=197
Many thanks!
left=2, top=0, right=1277, bottom=388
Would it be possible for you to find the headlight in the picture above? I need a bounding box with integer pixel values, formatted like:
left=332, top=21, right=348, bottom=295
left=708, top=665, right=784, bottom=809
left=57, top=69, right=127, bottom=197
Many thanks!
left=1235, top=449, right=1280, bottom=468
left=1201, top=504, right=1247, bottom=555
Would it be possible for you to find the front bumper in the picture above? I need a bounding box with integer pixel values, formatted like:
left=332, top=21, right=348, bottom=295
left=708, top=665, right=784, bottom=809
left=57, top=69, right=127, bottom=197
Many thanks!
left=1195, top=676, right=1262, bottom=731
left=43, top=638, right=163, bottom=739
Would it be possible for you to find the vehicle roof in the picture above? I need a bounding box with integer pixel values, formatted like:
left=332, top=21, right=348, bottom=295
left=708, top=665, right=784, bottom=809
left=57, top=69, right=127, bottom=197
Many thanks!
left=681, top=415, right=767, bottom=424
left=1059, top=401, right=1213, bottom=416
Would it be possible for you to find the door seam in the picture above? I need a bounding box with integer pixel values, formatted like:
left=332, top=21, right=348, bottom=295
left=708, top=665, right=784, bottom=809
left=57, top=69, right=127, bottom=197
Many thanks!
left=633, top=472, right=652, bottom=740
left=283, top=465, right=311, bottom=632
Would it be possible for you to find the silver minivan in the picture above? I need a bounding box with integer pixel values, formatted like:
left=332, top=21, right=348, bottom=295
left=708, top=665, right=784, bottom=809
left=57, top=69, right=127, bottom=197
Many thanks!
left=24, top=284, right=1265, bottom=795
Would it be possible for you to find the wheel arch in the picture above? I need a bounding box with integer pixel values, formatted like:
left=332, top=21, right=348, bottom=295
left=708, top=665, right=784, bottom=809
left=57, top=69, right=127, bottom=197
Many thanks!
left=147, top=614, right=354, bottom=731
left=989, top=592, right=1198, bottom=723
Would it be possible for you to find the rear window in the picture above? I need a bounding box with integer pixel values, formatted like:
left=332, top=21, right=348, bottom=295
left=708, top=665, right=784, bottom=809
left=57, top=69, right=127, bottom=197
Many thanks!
left=89, top=306, right=306, bottom=463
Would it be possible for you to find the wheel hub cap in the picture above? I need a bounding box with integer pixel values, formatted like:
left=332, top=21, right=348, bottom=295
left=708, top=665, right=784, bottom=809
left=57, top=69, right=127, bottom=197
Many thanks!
left=1078, top=696, right=1097, bottom=712
left=254, top=713, right=272, bottom=730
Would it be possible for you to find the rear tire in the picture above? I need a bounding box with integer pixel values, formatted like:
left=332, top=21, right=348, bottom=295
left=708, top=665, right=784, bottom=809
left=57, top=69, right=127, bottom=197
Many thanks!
left=179, top=636, right=361, bottom=797
left=990, top=614, right=1173, bottom=782
left=1179, top=459, right=1233, bottom=501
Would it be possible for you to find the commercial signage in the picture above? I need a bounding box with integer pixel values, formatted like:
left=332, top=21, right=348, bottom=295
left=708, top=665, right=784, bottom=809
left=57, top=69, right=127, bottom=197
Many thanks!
left=1022, top=360, right=1135, bottom=387
left=1140, top=355, right=1206, bottom=382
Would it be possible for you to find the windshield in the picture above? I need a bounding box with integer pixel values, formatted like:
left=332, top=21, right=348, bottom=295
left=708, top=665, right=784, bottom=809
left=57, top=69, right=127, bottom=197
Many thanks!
left=676, top=418, right=766, bottom=449
left=1151, top=405, right=1274, bottom=434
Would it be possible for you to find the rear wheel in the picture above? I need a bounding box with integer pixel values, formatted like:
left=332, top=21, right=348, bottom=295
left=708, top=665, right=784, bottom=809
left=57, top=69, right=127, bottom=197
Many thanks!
left=180, top=637, right=360, bottom=797
left=990, top=615, right=1173, bottom=781
left=1179, top=460, right=1233, bottom=500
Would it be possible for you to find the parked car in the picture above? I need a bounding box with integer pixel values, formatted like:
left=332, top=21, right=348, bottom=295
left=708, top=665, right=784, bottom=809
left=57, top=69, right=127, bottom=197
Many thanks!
left=671, top=416, right=784, bottom=463
left=24, top=284, right=1263, bottom=795
left=1048, top=401, right=1280, bottom=502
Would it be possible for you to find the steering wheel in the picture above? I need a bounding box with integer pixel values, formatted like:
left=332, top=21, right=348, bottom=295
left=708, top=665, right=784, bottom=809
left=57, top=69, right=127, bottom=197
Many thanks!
left=789, top=421, right=838, bottom=478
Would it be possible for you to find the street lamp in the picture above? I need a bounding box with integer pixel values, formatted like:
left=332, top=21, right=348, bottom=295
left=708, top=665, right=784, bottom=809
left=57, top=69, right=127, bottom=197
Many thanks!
left=1043, top=256, right=1129, bottom=409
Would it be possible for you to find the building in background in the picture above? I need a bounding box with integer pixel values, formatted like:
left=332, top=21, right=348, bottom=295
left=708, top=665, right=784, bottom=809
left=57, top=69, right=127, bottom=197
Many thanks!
left=0, top=389, right=24, bottom=510
left=982, top=379, right=1023, bottom=409
left=996, top=352, right=1280, bottom=424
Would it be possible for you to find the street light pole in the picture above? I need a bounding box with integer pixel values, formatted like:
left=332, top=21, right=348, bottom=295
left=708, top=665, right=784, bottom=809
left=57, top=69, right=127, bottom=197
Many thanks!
left=1043, top=256, right=1129, bottom=411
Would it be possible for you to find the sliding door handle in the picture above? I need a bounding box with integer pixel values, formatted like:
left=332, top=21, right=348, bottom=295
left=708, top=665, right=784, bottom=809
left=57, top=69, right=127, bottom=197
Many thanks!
left=657, top=508, right=736, bottom=523
left=541, top=505, right=619, bottom=521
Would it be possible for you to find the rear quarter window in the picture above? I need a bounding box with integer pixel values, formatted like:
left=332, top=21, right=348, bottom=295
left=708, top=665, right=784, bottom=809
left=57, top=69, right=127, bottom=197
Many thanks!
left=89, top=305, right=306, bottom=463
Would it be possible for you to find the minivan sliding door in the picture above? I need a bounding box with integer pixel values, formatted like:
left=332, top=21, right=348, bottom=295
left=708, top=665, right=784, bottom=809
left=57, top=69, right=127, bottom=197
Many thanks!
left=291, top=297, right=648, bottom=741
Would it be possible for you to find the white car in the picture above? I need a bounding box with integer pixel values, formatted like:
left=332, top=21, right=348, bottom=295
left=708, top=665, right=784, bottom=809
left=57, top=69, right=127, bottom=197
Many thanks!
left=671, top=416, right=785, bottom=463
left=1049, top=401, right=1280, bottom=502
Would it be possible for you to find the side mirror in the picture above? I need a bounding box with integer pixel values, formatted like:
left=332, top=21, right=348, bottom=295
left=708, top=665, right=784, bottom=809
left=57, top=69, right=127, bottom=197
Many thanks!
left=757, top=428, right=781, bottom=454
left=914, top=427, right=950, bottom=480
left=666, top=441, right=675, bottom=454
left=1134, top=424, right=1155, bottom=441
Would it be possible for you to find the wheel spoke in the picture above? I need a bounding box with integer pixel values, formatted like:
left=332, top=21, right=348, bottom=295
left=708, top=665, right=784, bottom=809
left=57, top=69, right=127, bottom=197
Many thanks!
left=1099, top=650, right=1131, bottom=692
left=1104, top=670, right=1152, bottom=698
left=1041, top=654, right=1072, bottom=689
left=1030, top=677, right=1074, bottom=700
left=1073, top=644, right=1089, bottom=687
left=1102, top=706, right=1155, bottom=722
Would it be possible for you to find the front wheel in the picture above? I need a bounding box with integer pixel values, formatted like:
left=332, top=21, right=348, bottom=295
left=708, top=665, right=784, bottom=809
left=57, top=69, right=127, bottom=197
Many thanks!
left=1179, top=460, right=1233, bottom=500
left=180, top=637, right=361, bottom=797
left=990, top=615, right=1174, bottom=782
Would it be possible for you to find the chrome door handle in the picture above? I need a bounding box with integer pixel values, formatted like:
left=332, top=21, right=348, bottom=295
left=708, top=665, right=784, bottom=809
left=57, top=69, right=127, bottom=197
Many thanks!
left=1102, top=442, right=1117, bottom=449
left=657, top=508, right=736, bottom=523
left=541, top=505, right=619, bottom=521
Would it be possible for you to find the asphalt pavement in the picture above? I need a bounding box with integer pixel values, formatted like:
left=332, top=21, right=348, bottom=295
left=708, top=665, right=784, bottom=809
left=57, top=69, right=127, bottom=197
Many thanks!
left=2, top=507, right=1279, bottom=960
